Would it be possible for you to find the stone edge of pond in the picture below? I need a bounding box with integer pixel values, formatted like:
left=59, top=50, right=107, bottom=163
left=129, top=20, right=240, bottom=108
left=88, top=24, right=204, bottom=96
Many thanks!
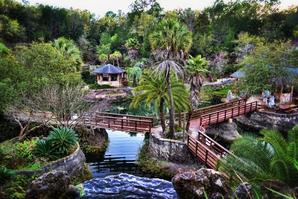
left=15, top=142, right=86, bottom=177
left=149, top=133, right=198, bottom=164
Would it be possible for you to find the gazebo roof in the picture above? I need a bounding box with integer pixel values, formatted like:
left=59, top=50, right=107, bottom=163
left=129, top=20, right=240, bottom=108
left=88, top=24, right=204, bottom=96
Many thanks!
left=93, top=64, right=124, bottom=74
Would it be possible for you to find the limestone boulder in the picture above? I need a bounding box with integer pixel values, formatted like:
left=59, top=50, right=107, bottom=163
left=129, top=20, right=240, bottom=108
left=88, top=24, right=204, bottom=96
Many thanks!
left=205, top=121, right=241, bottom=143
left=172, top=168, right=232, bottom=199
left=232, top=182, right=253, bottom=199
left=25, top=170, right=80, bottom=199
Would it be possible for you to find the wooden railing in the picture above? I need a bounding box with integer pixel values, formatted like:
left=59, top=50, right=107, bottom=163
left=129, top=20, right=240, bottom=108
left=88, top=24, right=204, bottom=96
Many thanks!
left=175, top=99, right=247, bottom=121
left=198, top=101, right=258, bottom=126
left=186, top=100, right=259, bottom=169
left=83, top=112, right=154, bottom=133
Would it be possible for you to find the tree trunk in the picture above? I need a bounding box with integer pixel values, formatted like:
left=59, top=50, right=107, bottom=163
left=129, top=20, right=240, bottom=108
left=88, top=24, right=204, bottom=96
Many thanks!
left=159, top=98, right=166, bottom=133
left=167, top=75, right=175, bottom=139
left=185, top=110, right=192, bottom=132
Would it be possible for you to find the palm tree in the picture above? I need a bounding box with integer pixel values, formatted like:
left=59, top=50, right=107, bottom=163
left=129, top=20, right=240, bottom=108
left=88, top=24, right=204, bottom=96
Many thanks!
left=218, top=126, right=298, bottom=190
left=126, top=65, right=142, bottom=87
left=110, top=51, right=122, bottom=66
left=149, top=18, right=192, bottom=138
left=130, top=71, right=189, bottom=134
left=185, top=55, right=209, bottom=132
left=53, top=37, right=82, bottom=71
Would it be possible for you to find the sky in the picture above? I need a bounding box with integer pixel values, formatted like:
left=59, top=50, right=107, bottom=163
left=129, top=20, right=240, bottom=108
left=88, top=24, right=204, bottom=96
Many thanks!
left=18, top=0, right=297, bottom=17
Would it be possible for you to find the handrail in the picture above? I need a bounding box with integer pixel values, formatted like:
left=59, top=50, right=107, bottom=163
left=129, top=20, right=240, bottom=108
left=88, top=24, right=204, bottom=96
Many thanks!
left=95, top=112, right=155, bottom=120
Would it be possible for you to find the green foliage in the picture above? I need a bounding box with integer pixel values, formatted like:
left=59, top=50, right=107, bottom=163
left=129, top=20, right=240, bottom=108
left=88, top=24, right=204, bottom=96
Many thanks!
left=149, top=17, right=192, bottom=59
left=126, top=65, right=142, bottom=86
left=15, top=139, right=37, bottom=161
left=238, top=41, right=298, bottom=94
left=202, top=85, right=232, bottom=105
left=131, top=71, right=189, bottom=113
left=47, top=127, right=78, bottom=158
left=33, top=139, right=52, bottom=158
left=218, top=125, right=298, bottom=190
left=53, top=37, right=82, bottom=71
left=0, top=166, right=15, bottom=185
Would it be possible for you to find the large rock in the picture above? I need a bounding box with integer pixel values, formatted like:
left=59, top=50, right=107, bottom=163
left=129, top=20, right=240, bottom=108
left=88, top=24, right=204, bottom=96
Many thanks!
left=25, top=170, right=80, bottom=199
left=232, top=182, right=252, bottom=199
left=172, top=168, right=232, bottom=199
left=235, top=111, right=298, bottom=133
left=205, top=121, right=241, bottom=143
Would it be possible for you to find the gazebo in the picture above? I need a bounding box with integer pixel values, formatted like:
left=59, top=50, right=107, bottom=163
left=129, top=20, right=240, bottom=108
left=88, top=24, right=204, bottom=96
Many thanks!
left=93, top=64, right=125, bottom=87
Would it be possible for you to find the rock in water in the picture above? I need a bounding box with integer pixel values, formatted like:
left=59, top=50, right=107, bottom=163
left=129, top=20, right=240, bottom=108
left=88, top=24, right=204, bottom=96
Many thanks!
left=205, top=122, right=241, bottom=143
left=172, top=168, right=232, bottom=199
left=25, top=170, right=80, bottom=199
left=82, top=173, right=177, bottom=199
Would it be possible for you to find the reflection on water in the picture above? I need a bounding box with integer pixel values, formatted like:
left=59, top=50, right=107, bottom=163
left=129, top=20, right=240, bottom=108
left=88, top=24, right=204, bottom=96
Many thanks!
left=86, top=130, right=146, bottom=178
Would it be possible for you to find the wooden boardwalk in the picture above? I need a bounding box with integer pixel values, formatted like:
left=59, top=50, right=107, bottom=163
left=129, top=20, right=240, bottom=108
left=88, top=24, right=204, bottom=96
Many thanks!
left=187, top=100, right=259, bottom=169
left=82, top=99, right=259, bottom=169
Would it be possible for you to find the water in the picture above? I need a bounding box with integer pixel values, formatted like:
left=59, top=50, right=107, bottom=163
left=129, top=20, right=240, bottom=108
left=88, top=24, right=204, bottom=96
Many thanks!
left=86, top=130, right=146, bottom=178
left=84, top=130, right=178, bottom=198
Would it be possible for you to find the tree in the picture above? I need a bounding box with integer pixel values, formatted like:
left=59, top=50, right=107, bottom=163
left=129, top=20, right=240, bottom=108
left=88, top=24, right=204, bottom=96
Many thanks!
left=109, top=50, right=122, bottom=66
left=149, top=17, right=192, bottom=138
left=218, top=126, right=298, bottom=193
left=185, top=55, right=209, bottom=132
left=126, top=65, right=142, bottom=87
left=238, top=41, right=298, bottom=94
left=9, top=83, right=90, bottom=140
left=53, top=37, right=83, bottom=71
left=131, top=72, right=189, bottom=134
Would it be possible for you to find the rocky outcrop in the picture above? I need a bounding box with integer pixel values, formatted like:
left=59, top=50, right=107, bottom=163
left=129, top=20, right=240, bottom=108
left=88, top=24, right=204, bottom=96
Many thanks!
left=172, top=168, right=232, bottom=199
left=205, top=121, right=241, bottom=143
left=235, top=110, right=298, bottom=132
left=232, top=182, right=252, bottom=199
left=82, top=173, right=177, bottom=199
left=25, top=170, right=80, bottom=199
left=149, top=134, right=198, bottom=164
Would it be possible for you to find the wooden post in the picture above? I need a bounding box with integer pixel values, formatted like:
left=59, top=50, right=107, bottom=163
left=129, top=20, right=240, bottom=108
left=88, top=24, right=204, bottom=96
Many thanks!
left=195, top=141, right=198, bottom=155
left=224, top=110, right=227, bottom=120
left=231, top=108, right=234, bottom=118
left=205, top=150, right=209, bottom=167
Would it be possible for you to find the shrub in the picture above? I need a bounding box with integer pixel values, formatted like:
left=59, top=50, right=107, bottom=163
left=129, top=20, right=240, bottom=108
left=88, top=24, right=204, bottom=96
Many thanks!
left=0, top=166, right=15, bottom=185
left=47, top=127, right=78, bottom=158
left=33, top=139, right=53, bottom=158
left=16, top=139, right=37, bottom=161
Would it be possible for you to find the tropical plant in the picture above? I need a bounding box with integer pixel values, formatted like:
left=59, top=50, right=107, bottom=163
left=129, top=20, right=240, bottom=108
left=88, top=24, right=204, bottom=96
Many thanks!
left=185, top=55, right=209, bottom=131
left=16, top=139, right=37, bottom=161
left=0, top=166, right=15, bottom=185
left=53, top=37, right=82, bottom=71
left=149, top=17, right=192, bottom=138
left=33, top=139, right=53, bottom=159
left=47, top=127, right=78, bottom=158
left=126, top=65, right=142, bottom=86
left=218, top=125, right=298, bottom=190
left=110, top=51, right=122, bottom=66
left=131, top=72, right=189, bottom=135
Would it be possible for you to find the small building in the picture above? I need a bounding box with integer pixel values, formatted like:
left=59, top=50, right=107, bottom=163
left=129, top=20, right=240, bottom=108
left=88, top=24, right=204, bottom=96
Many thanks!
left=93, top=64, right=125, bottom=87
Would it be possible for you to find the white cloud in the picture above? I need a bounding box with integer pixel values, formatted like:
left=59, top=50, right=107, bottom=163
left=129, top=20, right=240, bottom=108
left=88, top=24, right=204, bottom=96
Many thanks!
left=18, top=0, right=297, bottom=16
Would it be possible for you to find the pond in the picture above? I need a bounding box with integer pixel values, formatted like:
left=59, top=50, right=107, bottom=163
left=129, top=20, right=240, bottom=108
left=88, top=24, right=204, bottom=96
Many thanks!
left=83, top=130, right=178, bottom=198
left=86, top=130, right=147, bottom=178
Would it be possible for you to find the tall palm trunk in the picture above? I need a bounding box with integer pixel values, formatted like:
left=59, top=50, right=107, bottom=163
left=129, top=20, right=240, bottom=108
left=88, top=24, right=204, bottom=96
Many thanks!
left=166, top=75, right=175, bottom=138
left=159, top=98, right=166, bottom=133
